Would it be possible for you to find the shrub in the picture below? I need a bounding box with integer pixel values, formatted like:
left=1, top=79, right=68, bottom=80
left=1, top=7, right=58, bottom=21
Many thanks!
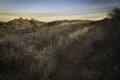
left=108, top=7, right=120, bottom=18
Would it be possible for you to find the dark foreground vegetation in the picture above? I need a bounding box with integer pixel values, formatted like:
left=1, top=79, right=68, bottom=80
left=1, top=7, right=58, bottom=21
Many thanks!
left=0, top=8, right=120, bottom=80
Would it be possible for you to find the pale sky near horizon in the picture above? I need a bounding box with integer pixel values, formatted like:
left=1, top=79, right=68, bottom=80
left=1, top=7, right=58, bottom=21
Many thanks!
left=0, top=0, right=120, bottom=22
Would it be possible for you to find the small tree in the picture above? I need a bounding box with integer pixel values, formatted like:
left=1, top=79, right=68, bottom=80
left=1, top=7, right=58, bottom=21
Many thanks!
left=108, top=7, right=120, bottom=18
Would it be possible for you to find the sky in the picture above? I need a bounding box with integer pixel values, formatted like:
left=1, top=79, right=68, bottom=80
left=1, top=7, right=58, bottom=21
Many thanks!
left=0, top=0, right=120, bottom=22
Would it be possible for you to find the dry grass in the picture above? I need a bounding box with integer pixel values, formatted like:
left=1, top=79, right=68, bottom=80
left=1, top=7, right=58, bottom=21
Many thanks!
left=0, top=22, right=89, bottom=80
left=1, top=17, right=120, bottom=80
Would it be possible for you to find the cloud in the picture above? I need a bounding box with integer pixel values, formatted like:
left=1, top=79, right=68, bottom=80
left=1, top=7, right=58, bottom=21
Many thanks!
left=90, top=0, right=120, bottom=3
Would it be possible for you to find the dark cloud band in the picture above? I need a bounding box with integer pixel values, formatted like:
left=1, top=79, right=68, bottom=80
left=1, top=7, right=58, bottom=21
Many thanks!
left=90, top=0, right=120, bottom=3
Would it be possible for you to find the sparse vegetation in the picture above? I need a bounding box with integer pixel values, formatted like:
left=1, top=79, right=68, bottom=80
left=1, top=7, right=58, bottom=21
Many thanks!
left=0, top=20, right=90, bottom=80
left=0, top=9, right=120, bottom=80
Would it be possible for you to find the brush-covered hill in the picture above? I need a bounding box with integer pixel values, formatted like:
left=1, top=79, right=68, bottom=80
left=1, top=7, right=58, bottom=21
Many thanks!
left=46, top=20, right=90, bottom=27
left=0, top=18, right=45, bottom=35
left=0, top=18, right=90, bottom=35
left=0, top=16, right=120, bottom=80
left=52, top=17, right=120, bottom=80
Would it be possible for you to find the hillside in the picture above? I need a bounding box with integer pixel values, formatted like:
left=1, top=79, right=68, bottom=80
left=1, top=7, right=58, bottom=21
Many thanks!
left=0, top=17, right=120, bottom=80
left=0, top=18, right=45, bottom=35
left=0, top=19, right=90, bottom=35
left=53, top=18, right=120, bottom=80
